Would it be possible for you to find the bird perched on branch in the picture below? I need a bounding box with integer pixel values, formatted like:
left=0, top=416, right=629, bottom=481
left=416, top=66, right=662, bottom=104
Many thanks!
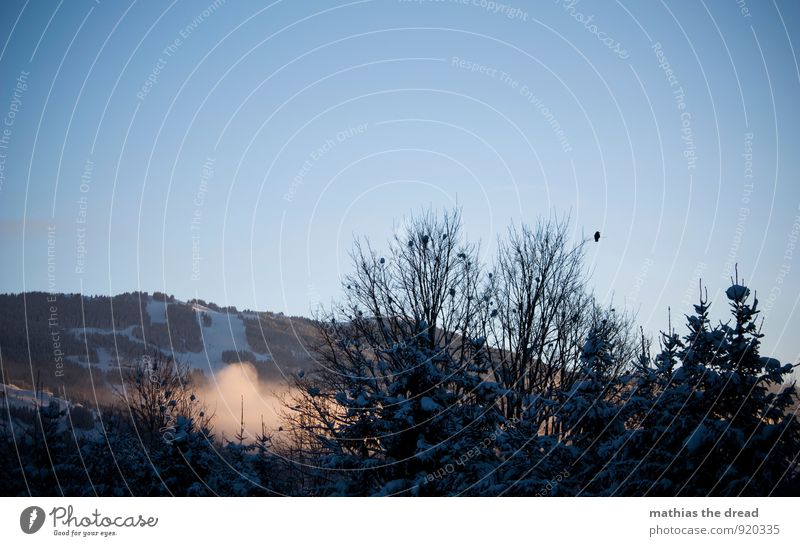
left=594, top=231, right=601, bottom=242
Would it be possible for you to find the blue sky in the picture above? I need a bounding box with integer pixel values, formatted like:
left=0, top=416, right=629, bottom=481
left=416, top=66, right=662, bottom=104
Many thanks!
left=0, top=0, right=798, bottom=361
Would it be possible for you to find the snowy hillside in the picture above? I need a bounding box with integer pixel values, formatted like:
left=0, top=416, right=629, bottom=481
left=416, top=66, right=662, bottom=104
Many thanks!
left=62, top=296, right=273, bottom=371
left=1, top=383, right=69, bottom=412
left=176, top=303, right=272, bottom=371
left=0, top=291, right=320, bottom=399
left=34, top=295, right=307, bottom=371
left=0, top=383, right=100, bottom=434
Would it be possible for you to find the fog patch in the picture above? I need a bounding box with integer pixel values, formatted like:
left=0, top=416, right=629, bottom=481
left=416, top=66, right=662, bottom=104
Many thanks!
left=197, top=362, right=288, bottom=441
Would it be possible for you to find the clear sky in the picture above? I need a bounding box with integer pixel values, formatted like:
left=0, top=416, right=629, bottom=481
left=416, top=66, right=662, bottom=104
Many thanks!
left=0, top=0, right=798, bottom=362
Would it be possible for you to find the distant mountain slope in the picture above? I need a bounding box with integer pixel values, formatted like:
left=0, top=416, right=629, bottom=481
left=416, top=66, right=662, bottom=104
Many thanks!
left=0, top=292, right=319, bottom=391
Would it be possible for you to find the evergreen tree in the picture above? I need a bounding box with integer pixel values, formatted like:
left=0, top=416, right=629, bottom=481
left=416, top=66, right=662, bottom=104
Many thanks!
left=555, top=322, right=627, bottom=494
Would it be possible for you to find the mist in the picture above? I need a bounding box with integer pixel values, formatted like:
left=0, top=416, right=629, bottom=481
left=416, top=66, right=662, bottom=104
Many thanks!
left=197, top=363, right=288, bottom=442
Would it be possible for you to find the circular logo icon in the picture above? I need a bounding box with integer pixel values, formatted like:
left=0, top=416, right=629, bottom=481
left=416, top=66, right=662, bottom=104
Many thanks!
left=20, top=506, right=45, bottom=534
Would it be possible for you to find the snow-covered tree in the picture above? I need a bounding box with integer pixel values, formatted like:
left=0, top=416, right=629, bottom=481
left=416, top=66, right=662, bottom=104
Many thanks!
left=610, top=276, right=799, bottom=495
left=553, top=321, right=628, bottom=493
left=285, top=209, right=504, bottom=495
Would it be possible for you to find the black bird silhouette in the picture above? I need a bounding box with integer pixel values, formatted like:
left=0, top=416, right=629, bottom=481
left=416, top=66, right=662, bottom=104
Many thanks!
left=593, top=231, right=601, bottom=242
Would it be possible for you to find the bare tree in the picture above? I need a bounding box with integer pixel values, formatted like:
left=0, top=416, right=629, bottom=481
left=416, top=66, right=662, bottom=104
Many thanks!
left=482, top=216, right=637, bottom=427
left=116, top=353, right=211, bottom=447
left=284, top=208, right=500, bottom=494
